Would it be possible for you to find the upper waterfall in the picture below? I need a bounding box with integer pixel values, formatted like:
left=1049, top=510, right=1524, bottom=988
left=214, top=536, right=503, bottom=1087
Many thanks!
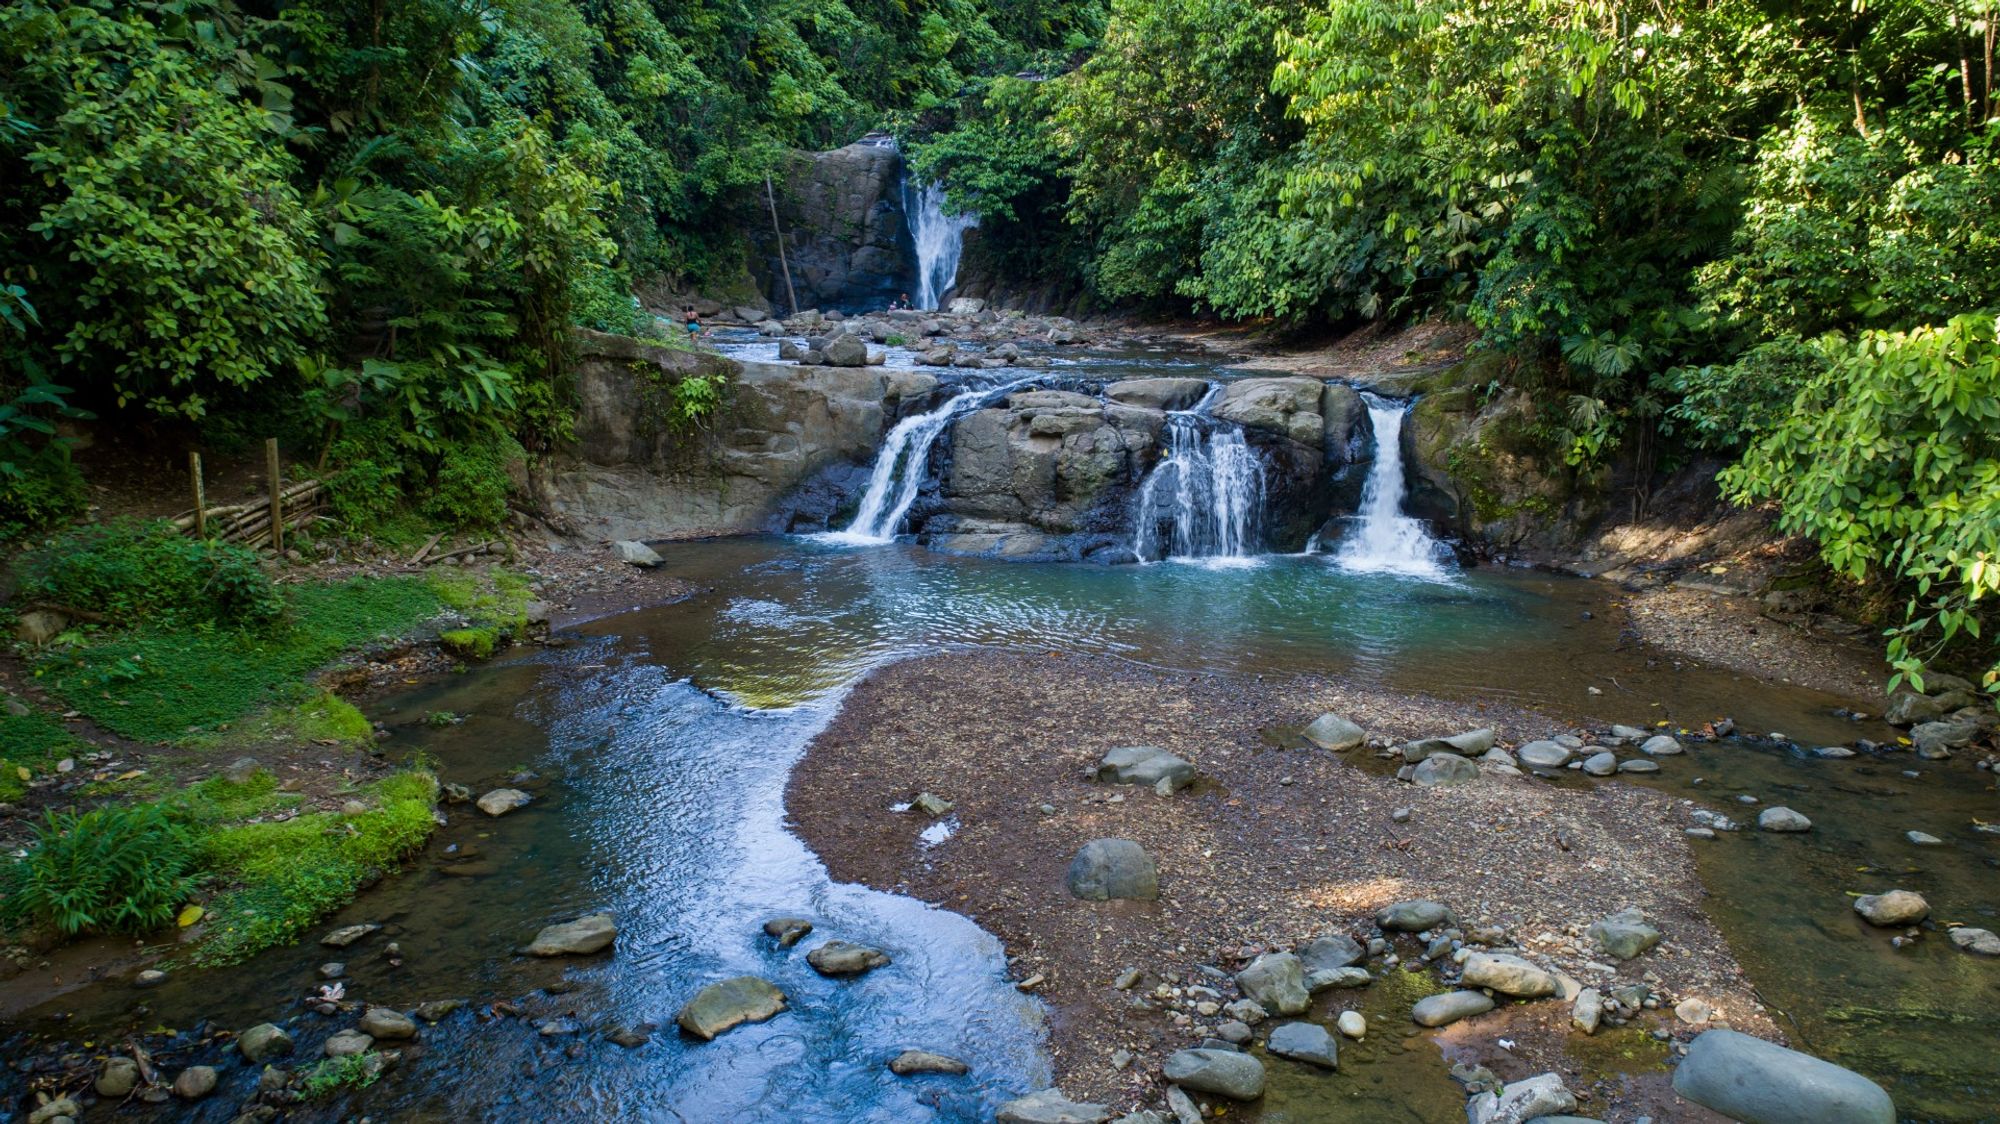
left=902, top=179, right=978, bottom=311
left=1331, top=393, right=1454, bottom=580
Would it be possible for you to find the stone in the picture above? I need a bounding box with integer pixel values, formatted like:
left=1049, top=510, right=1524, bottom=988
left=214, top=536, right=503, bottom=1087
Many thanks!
left=1235, top=951, right=1310, bottom=1014
left=14, top=609, right=68, bottom=645
left=1639, top=735, right=1685, bottom=756
left=1469, top=1072, right=1577, bottom=1124
left=1912, top=719, right=1979, bottom=759
left=1587, top=908, right=1662, bottom=960
left=358, top=1007, right=417, bottom=1040
left=676, top=976, right=787, bottom=1041
left=1266, top=1022, right=1339, bottom=1069
left=1812, top=745, right=1857, bottom=759
left=321, top=923, right=381, bottom=948
left=1094, top=746, right=1196, bottom=791
left=1905, top=831, right=1944, bottom=846
left=1461, top=952, right=1557, bottom=997
left=1223, top=998, right=1268, bottom=1024
left=912, top=791, right=955, bottom=816
left=95, top=1057, right=140, bottom=1098
left=223, top=756, right=261, bottom=785
left=1299, top=932, right=1365, bottom=972
left=1853, top=890, right=1928, bottom=926
left=1949, top=927, right=2000, bottom=956
left=1164, top=1086, right=1202, bottom=1124
left=27, top=1099, right=79, bottom=1124
left=1411, top=752, right=1481, bottom=786
left=888, top=1049, right=969, bottom=1076
left=764, top=917, right=813, bottom=947
left=1302, top=713, right=1366, bottom=752
left=526, top=913, right=617, bottom=956
left=1413, top=990, right=1494, bottom=1027
left=1065, top=839, right=1159, bottom=901
left=1618, top=759, right=1661, bottom=774
left=476, top=788, right=532, bottom=816
left=1885, top=689, right=1948, bottom=726
left=237, top=1023, right=294, bottom=1064
left=820, top=334, right=868, bottom=367
left=323, top=1029, right=373, bottom=1057
left=1672, top=1028, right=1895, bottom=1124
left=413, top=999, right=464, bottom=1022
left=1401, top=728, right=1497, bottom=761
left=613, top=540, right=663, bottom=567
left=1337, top=1010, right=1367, bottom=1038
left=1581, top=751, right=1617, bottom=776
left=1676, top=997, right=1715, bottom=1024
left=1103, top=377, right=1210, bottom=412
left=1608, top=724, right=1651, bottom=743
left=173, top=1066, right=218, bottom=1100
left=1305, top=967, right=1371, bottom=993
left=995, top=1089, right=1114, bottom=1124
left=1377, top=899, right=1455, bottom=931
left=807, top=939, right=891, bottom=976
left=1571, top=988, right=1603, bottom=1035
left=319, top=962, right=345, bottom=980
left=1516, top=740, right=1572, bottom=768
left=1162, top=1048, right=1266, bottom=1100
left=1758, top=807, right=1813, bottom=832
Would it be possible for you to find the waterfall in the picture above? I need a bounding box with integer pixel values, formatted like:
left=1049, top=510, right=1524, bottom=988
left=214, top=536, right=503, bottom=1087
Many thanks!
left=1331, top=393, right=1453, bottom=579
left=1132, top=388, right=1265, bottom=563
left=825, top=379, right=1031, bottom=544
left=902, top=179, right=978, bottom=311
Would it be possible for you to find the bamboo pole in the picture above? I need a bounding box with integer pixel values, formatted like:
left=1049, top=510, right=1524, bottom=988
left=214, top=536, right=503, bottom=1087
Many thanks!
left=765, top=172, right=799, bottom=318
left=265, top=438, right=284, bottom=553
left=189, top=452, right=206, bottom=539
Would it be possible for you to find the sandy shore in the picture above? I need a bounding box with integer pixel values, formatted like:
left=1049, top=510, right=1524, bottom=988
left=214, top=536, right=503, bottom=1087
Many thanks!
left=788, top=650, right=1774, bottom=1118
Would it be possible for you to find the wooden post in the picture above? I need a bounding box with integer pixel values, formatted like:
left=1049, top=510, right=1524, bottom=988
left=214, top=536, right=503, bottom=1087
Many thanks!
left=265, top=438, right=284, bottom=553
left=189, top=452, right=206, bottom=539
left=765, top=172, right=799, bottom=318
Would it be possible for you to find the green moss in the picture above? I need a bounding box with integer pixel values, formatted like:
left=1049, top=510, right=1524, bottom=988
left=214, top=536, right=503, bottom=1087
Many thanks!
left=300, top=1052, right=386, bottom=1098
left=440, top=627, right=498, bottom=660
left=0, top=709, right=89, bottom=803
left=1565, top=1025, right=1672, bottom=1075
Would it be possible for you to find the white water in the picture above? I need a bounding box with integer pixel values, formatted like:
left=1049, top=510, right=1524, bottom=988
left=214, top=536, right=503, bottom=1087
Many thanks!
left=825, top=379, right=1030, bottom=544
left=903, top=179, right=978, bottom=311
left=1332, top=393, right=1454, bottom=580
left=1133, top=387, right=1265, bottom=563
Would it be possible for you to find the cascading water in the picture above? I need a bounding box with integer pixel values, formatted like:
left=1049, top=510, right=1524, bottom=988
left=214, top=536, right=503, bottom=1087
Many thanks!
left=1132, top=387, right=1265, bottom=563
left=1331, top=392, right=1454, bottom=579
left=825, top=379, right=1031, bottom=544
left=902, top=179, right=978, bottom=311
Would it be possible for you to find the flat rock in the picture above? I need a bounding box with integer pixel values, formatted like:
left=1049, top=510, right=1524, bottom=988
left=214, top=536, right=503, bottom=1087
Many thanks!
left=1094, top=746, right=1196, bottom=791
left=358, top=1007, right=417, bottom=1040
left=323, top=1029, right=373, bottom=1057
left=1235, top=952, right=1309, bottom=1015
left=1758, top=806, right=1812, bottom=832
left=1516, top=740, right=1572, bottom=768
left=1461, top=952, right=1556, bottom=997
left=996, top=1088, right=1113, bottom=1123
left=476, top=788, right=532, bottom=816
left=1581, top=751, right=1618, bottom=776
left=1469, top=1072, right=1577, bottom=1124
left=1305, top=966, right=1371, bottom=992
left=1853, top=889, right=1928, bottom=926
left=764, top=917, right=813, bottom=947
left=1412, top=990, right=1494, bottom=1027
left=613, top=540, right=663, bottom=567
left=1672, top=1028, right=1895, bottom=1124
left=1401, top=728, right=1496, bottom=762
left=807, top=939, right=892, bottom=976
left=1904, top=831, right=1943, bottom=846
left=321, top=923, right=381, bottom=948
left=1617, top=759, right=1660, bottom=774
left=1299, top=932, right=1365, bottom=971
left=677, top=976, right=787, bottom=1041
left=1377, top=899, right=1455, bottom=931
left=1162, top=1048, right=1266, bottom=1100
left=888, top=1049, right=969, bottom=1075
left=1640, top=734, right=1685, bottom=756
left=1410, top=752, right=1480, bottom=786
left=1266, top=1022, right=1339, bottom=1069
left=1948, top=927, right=2000, bottom=956
left=1066, top=838, right=1159, bottom=901
left=526, top=913, right=617, bottom=956
left=1586, top=908, right=1662, bottom=960
left=1302, top=713, right=1366, bottom=752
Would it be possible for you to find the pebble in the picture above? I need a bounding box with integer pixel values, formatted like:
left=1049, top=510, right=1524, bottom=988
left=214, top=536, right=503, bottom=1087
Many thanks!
left=1337, top=1010, right=1366, bottom=1038
left=319, top=962, right=346, bottom=980
left=1904, top=831, right=1943, bottom=846
left=1391, top=807, right=1411, bottom=823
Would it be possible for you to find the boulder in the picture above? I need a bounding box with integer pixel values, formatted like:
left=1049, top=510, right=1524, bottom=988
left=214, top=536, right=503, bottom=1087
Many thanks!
left=1411, top=752, right=1480, bottom=786
left=614, top=539, right=663, bottom=567
left=1571, top=988, right=1603, bottom=1035
left=1162, top=1048, right=1266, bottom=1100
left=1468, top=1072, right=1577, bottom=1124
left=1586, top=908, right=1662, bottom=960
left=1949, top=927, right=2000, bottom=955
left=324, top=1029, right=373, bottom=1057
left=13, top=609, right=68, bottom=645
left=1305, top=966, right=1371, bottom=992
left=807, top=939, right=892, bottom=977
left=358, top=1007, right=417, bottom=1040
left=1094, top=746, right=1196, bottom=791
left=1461, top=952, right=1557, bottom=998
left=1885, top=688, right=1948, bottom=726
left=477, top=788, right=532, bottom=816
left=27, top=1099, right=79, bottom=1124
left=912, top=791, right=954, bottom=816
left=1911, top=719, right=1978, bottom=759
left=1757, top=807, right=1813, bottom=832
left=1066, top=839, right=1159, bottom=901
left=526, top=913, right=617, bottom=956
left=1235, top=952, right=1309, bottom=1015
left=1853, top=890, right=1929, bottom=926
left=1515, top=740, right=1572, bottom=768
left=821, top=334, right=869, bottom=367
left=1581, top=751, right=1617, bottom=776
left=764, top=917, right=813, bottom=947
left=1412, top=990, right=1494, bottom=1027
left=888, top=1049, right=969, bottom=1075
left=1104, top=378, right=1211, bottom=412
left=1302, top=712, right=1367, bottom=752
left=1211, top=377, right=1327, bottom=448
left=1671, top=1028, right=1895, bottom=1124
left=1377, top=899, right=1455, bottom=931
left=95, top=1057, right=140, bottom=1098
left=996, top=1089, right=1113, bottom=1124
left=1266, top=1022, right=1339, bottom=1069
left=237, top=1022, right=294, bottom=1064
left=172, top=1066, right=218, bottom=1100
left=677, top=976, right=787, bottom=1040
left=1298, top=932, right=1365, bottom=972
left=1401, top=728, right=1496, bottom=762
left=321, top=922, right=381, bottom=948
left=1639, top=735, right=1684, bottom=756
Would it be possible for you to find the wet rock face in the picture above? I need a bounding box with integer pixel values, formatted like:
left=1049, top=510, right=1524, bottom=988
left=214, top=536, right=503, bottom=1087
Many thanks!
left=749, top=141, right=913, bottom=313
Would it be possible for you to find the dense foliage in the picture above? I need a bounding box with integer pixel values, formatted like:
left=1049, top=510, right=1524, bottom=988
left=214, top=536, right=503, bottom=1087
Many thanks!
left=1, top=803, right=199, bottom=936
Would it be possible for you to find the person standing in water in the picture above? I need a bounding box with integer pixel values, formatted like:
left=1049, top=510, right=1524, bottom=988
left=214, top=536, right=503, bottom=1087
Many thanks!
left=683, top=305, right=703, bottom=342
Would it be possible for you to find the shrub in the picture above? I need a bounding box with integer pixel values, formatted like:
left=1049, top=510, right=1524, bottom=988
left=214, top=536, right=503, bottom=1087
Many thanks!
left=0, top=446, right=86, bottom=542
left=424, top=433, right=520, bottom=530
left=16, top=518, right=283, bottom=627
left=2, top=804, right=198, bottom=936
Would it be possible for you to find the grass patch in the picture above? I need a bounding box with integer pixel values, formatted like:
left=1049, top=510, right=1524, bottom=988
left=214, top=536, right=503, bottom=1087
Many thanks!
left=300, top=1052, right=386, bottom=1098
left=190, top=689, right=375, bottom=753
left=0, top=709, right=89, bottom=802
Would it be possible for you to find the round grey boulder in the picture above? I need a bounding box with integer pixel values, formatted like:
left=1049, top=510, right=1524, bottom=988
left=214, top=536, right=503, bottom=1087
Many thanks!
left=1377, top=899, right=1455, bottom=931
left=1461, top=952, right=1556, bottom=998
left=1302, top=713, right=1366, bottom=752
left=1586, top=908, right=1662, bottom=960
left=1949, top=927, right=2000, bottom=956
left=324, top=1029, right=374, bottom=1057
left=358, top=1007, right=417, bottom=1040
left=996, top=1088, right=1112, bottom=1123
left=1671, top=1028, right=1894, bottom=1124
left=1066, top=839, right=1159, bottom=901
left=1162, top=1048, right=1266, bottom=1100
left=237, top=1022, right=293, bottom=1064
left=1639, top=734, right=1685, bottom=756
left=1617, top=758, right=1660, bottom=774
left=1411, top=752, right=1480, bottom=787
left=1412, top=990, right=1493, bottom=1027
left=1757, top=807, right=1812, bottom=832
left=1235, top=951, right=1310, bottom=1015
left=1853, top=889, right=1928, bottom=927
left=1581, top=751, right=1617, bottom=776
left=1516, top=741, right=1572, bottom=768
left=477, top=788, right=532, bottom=816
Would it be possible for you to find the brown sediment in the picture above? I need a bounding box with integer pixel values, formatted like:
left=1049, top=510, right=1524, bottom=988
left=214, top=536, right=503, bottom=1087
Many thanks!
left=788, top=649, right=1773, bottom=1117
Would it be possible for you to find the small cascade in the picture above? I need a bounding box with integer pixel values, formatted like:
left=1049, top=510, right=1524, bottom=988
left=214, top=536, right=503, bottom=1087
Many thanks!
left=1132, top=388, right=1265, bottom=563
left=902, top=179, right=978, bottom=311
left=1331, top=393, right=1454, bottom=579
left=826, top=379, right=1031, bottom=544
